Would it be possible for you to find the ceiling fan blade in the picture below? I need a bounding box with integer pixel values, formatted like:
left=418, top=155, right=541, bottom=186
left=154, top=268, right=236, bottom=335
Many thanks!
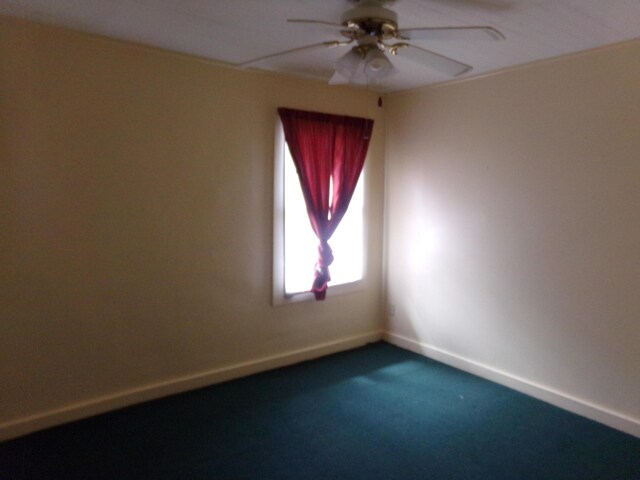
left=238, top=41, right=348, bottom=67
left=287, top=19, right=345, bottom=29
left=398, top=26, right=505, bottom=41
left=392, top=43, right=472, bottom=76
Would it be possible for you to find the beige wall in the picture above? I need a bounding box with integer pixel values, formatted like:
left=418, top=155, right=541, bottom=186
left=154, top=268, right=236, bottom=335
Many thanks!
left=385, top=40, right=640, bottom=430
left=0, top=16, right=385, bottom=436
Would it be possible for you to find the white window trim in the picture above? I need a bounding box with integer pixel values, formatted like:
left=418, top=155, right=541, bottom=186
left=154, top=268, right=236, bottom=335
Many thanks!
left=272, top=117, right=368, bottom=306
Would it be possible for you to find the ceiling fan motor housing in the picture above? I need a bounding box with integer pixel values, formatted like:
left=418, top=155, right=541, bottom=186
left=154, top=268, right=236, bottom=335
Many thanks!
left=342, top=0, right=399, bottom=39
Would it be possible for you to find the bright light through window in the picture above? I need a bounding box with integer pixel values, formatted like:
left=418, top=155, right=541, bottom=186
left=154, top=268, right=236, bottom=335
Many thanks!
left=283, top=144, right=364, bottom=296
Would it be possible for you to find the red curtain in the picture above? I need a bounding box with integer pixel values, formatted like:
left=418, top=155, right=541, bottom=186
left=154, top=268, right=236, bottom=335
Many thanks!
left=278, top=108, right=374, bottom=300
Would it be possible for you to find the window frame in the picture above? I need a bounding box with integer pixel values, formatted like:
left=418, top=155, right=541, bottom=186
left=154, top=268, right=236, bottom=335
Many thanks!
left=272, top=117, right=368, bottom=305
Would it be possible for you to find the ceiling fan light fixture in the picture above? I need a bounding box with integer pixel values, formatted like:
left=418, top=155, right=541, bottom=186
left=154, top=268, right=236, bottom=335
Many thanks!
left=364, top=48, right=393, bottom=79
left=335, top=47, right=365, bottom=80
left=332, top=43, right=396, bottom=85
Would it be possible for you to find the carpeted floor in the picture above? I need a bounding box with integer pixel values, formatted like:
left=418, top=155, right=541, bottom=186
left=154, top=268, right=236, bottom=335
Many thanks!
left=1, top=341, right=639, bottom=479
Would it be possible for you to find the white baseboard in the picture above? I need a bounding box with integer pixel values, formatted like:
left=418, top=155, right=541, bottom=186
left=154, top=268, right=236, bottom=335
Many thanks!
left=383, top=331, right=640, bottom=438
left=0, top=331, right=382, bottom=442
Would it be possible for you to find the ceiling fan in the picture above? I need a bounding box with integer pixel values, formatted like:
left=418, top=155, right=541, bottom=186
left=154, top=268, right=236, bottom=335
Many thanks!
left=239, top=0, right=505, bottom=86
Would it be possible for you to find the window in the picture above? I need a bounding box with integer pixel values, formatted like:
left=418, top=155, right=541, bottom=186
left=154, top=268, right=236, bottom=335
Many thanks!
left=273, top=120, right=366, bottom=303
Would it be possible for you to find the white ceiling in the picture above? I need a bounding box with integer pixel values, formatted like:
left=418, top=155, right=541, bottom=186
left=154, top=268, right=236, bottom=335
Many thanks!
left=1, top=0, right=639, bottom=92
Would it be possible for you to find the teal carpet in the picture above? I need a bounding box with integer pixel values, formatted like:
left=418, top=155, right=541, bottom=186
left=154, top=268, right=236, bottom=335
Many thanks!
left=1, top=342, right=639, bottom=479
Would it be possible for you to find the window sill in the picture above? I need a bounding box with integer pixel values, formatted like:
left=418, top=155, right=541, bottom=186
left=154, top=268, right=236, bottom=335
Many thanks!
left=273, top=279, right=366, bottom=306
